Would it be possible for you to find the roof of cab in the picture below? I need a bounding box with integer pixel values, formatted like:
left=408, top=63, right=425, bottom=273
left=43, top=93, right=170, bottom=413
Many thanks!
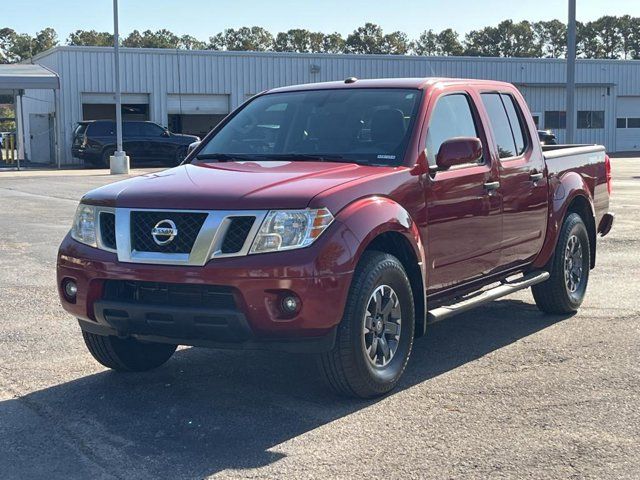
left=266, top=77, right=515, bottom=94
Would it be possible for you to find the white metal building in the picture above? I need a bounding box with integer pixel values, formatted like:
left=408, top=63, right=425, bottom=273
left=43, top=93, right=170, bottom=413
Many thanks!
left=18, top=46, right=640, bottom=165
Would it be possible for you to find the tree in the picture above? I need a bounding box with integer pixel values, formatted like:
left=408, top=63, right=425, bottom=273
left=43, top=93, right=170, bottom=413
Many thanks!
left=322, top=32, right=346, bottom=53
left=577, top=21, right=603, bottom=58
left=533, top=20, right=566, bottom=58
left=346, top=23, right=385, bottom=54
left=209, top=27, right=274, bottom=51
left=33, top=27, right=58, bottom=54
left=437, top=29, right=464, bottom=56
left=68, top=30, right=114, bottom=47
left=122, top=29, right=180, bottom=48
left=464, top=20, right=540, bottom=57
left=464, top=27, right=501, bottom=56
left=414, top=29, right=463, bottom=56
left=274, top=29, right=312, bottom=52
left=380, top=31, right=410, bottom=55
left=593, top=15, right=624, bottom=59
left=413, top=29, right=438, bottom=56
left=178, top=35, right=206, bottom=50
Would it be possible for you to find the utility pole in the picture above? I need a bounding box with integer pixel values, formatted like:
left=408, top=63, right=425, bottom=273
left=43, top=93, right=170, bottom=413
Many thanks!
left=111, top=0, right=129, bottom=174
left=566, top=0, right=577, bottom=144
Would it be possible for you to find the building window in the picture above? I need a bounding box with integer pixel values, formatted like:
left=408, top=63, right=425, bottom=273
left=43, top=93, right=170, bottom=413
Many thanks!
left=577, top=111, right=604, bottom=129
left=617, top=118, right=627, bottom=128
left=628, top=118, right=640, bottom=128
left=545, top=111, right=566, bottom=129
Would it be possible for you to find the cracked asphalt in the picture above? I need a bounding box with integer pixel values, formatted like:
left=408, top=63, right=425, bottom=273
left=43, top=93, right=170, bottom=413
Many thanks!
left=0, top=160, right=638, bottom=479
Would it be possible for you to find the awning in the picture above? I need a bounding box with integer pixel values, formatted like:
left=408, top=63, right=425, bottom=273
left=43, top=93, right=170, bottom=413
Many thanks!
left=0, top=64, right=59, bottom=93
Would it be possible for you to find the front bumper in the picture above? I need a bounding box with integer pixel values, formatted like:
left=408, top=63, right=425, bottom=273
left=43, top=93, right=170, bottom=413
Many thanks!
left=57, top=224, right=357, bottom=352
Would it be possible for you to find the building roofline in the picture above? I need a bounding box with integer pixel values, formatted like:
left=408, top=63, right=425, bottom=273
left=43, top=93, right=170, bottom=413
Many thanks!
left=30, top=45, right=640, bottom=66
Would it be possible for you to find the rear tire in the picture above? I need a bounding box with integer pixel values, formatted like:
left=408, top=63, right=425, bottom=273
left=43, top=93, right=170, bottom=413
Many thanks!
left=318, top=251, right=415, bottom=398
left=532, top=213, right=590, bottom=314
left=82, top=331, right=177, bottom=372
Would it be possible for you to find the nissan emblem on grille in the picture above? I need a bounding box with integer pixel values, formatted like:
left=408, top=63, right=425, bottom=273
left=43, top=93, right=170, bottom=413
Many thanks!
left=151, top=219, right=178, bottom=245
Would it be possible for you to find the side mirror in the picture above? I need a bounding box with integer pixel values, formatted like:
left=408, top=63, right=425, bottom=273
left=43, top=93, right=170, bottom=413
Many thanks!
left=435, top=137, right=482, bottom=171
left=162, top=129, right=171, bottom=137
left=187, top=141, right=201, bottom=155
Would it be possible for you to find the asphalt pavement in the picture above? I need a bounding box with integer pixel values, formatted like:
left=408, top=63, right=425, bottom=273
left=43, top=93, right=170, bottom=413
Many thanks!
left=0, top=160, right=638, bottom=479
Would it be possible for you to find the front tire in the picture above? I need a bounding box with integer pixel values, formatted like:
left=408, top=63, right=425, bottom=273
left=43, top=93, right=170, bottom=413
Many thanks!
left=532, top=213, right=591, bottom=314
left=82, top=331, right=177, bottom=372
left=318, top=251, right=415, bottom=398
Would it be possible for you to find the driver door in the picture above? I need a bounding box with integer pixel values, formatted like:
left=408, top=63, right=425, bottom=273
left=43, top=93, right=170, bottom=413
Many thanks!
left=424, top=90, right=503, bottom=293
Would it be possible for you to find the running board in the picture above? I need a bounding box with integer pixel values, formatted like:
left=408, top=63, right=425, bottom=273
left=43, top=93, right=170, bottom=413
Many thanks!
left=426, top=271, right=550, bottom=324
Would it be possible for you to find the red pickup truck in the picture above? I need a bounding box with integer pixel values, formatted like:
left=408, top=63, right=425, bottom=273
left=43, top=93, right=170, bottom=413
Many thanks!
left=57, top=78, right=614, bottom=398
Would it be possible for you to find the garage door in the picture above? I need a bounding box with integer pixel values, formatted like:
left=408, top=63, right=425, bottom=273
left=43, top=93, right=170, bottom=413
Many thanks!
left=616, top=96, right=640, bottom=152
left=81, top=93, right=150, bottom=121
left=167, top=94, right=229, bottom=114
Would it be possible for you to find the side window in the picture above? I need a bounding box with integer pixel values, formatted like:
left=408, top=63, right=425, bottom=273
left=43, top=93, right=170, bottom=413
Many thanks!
left=481, top=93, right=516, bottom=159
left=140, top=122, right=165, bottom=136
left=426, top=94, right=479, bottom=167
left=501, top=94, right=528, bottom=156
left=123, top=122, right=141, bottom=137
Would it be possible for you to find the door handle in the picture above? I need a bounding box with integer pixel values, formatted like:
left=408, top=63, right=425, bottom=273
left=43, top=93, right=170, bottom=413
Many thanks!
left=483, top=181, right=500, bottom=191
left=529, top=172, right=544, bottom=182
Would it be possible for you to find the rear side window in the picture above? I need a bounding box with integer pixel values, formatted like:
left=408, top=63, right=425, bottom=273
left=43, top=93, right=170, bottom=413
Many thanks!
left=123, top=122, right=142, bottom=136
left=74, top=123, right=88, bottom=138
left=481, top=93, right=516, bottom=159
left=501, top=95, right=528, bottom=155
left=426, top=94, right=480, bottom=167
left=87, top=122, right=115, bottom=136
left=140, top=122, right=165, bottom=136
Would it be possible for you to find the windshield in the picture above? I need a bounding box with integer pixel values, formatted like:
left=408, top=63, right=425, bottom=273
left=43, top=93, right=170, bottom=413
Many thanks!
left=195, top=88, right=422, bottom=166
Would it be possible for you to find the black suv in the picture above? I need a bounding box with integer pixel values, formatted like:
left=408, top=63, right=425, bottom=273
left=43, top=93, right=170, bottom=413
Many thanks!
left=72, top=120, right=200, bottom=167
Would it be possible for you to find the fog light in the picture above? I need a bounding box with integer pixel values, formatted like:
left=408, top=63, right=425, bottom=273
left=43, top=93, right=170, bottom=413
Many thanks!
left=281, top=295, right=300, bottom=314
left=63, top=279, right=77, bottom=301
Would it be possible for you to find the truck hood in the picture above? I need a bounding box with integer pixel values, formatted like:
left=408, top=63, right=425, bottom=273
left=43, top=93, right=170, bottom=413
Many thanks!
left=82, top=160, right=387, bottom=210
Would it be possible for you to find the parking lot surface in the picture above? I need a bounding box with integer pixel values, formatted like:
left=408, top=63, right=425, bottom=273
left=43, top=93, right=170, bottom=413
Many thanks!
left=0, top=160, right=638, bottom=479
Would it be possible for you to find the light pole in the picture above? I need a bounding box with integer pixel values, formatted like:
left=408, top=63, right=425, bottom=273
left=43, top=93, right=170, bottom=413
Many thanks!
left=111, top=0, right=129, bottom=174
left=566, top=0, right=577, bottom=144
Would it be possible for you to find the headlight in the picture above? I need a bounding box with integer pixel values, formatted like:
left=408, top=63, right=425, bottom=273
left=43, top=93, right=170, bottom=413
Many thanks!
left=250, top=208, right=334, bottom=254
left=70, top=203, right=97, bottom=247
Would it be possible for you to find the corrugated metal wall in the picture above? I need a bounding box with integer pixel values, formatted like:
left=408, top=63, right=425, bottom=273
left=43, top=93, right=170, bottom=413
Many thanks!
left=29, top=46, right=640, bottom=164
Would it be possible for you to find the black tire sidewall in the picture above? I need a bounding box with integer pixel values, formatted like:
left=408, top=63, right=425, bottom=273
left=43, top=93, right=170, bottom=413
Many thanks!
left=560, top=215, right=590, bottom=309
left=344, top=254, right=415, bottom=394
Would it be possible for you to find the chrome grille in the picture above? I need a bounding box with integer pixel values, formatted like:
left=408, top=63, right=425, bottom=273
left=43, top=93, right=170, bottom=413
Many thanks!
left=221, top=216, right=256, bottom=254
left=131, top=211, right=207, bottom=254
left=99, top=212, right=116, bottom=250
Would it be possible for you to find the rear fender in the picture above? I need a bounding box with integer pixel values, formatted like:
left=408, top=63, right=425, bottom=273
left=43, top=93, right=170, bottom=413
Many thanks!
left=532, top=171, right=596, bottom=269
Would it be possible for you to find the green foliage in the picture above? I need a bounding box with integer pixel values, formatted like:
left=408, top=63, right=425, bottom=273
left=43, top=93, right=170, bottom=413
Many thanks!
left=1, top=16, right=640, bottom=62
left=68, top=30, right=114, bottom=46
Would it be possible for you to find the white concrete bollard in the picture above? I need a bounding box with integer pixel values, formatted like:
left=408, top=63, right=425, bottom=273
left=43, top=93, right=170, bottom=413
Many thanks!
left=110, top=151, right=130, bottom=174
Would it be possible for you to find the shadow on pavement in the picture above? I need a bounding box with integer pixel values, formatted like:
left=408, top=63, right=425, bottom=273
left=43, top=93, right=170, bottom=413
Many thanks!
left=1, top=299, right=571, bottom=479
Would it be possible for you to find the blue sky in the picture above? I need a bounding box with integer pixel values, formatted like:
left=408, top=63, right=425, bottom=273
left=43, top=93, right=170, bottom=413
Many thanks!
left=6, top=0, right=640, bottom=41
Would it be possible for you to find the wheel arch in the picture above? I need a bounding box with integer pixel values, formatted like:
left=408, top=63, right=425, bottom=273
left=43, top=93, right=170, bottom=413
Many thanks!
left=533, top=171, right=597, bottom=270
left=337, top=196, right=427, bottom=337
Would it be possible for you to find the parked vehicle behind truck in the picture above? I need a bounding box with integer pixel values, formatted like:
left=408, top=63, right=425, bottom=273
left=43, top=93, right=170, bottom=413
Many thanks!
left=57, top=78, right=614, bottom=398
left=72, top=120, right=199, bottom=167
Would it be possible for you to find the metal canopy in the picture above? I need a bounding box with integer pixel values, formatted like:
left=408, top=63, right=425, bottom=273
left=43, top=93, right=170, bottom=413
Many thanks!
left=0, top=64, right=59, bottom=93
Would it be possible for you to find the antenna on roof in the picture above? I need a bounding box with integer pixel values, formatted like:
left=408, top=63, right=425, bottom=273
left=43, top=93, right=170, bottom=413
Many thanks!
left=344, top=77, right=358, bottom=84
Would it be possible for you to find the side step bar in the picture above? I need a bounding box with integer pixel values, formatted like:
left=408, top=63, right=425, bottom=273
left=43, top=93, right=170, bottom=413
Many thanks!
left=426, top=270, right=550, bottom=324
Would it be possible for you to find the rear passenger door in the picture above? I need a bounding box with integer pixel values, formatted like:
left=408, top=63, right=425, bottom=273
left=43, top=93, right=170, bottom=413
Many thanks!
left=425, top=90, right=503, bottom=292
left=480, top=92, right=548, bottom=269
left=123, top=122, right=145, bottom=161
